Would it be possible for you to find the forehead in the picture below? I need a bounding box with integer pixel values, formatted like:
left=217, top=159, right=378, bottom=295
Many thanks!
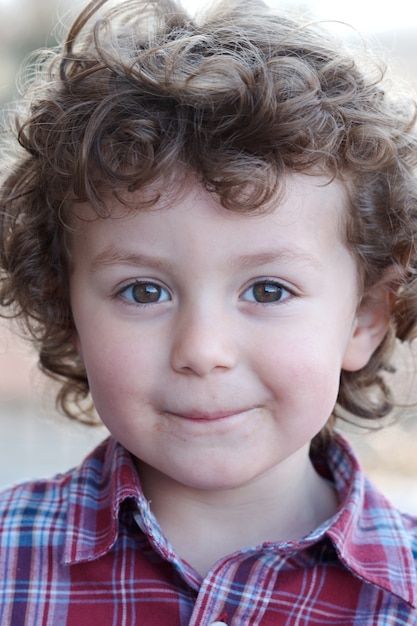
left=72, top=170, right=349, bottom=222
left=70, top=174, right=347, bottom=276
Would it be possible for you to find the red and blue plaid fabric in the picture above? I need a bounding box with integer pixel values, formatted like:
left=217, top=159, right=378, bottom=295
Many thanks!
left=1, top=432, right=416, bottom=625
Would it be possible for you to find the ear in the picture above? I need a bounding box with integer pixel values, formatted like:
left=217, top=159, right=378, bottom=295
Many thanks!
left=342, top=279, right=393, bottom=372
left=72, top=332, right=85, bottom=367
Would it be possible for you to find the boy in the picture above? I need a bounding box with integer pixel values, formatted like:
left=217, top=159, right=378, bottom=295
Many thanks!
left=1, top=0, right=417, bottom=623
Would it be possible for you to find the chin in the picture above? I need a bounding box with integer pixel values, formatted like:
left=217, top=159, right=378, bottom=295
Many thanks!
left=180, top=465, right=259, bottom=492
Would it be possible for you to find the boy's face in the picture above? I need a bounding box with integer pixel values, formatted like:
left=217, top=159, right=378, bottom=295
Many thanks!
left=70, top=174, right=379, bottom=491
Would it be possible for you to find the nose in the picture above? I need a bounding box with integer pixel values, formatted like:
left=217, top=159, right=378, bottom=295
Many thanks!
left=170, top=308, right=237, bottom=376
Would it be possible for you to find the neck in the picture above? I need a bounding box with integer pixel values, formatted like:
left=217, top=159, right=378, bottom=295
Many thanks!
left=136, top=447, right=338, bottom=577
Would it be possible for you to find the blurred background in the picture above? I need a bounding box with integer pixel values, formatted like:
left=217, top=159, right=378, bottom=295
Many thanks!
left=0, top=0, right=417, bottom=513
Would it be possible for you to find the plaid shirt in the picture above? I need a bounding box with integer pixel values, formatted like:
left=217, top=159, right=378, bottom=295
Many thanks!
left=0, top=432, right=416, bottom=625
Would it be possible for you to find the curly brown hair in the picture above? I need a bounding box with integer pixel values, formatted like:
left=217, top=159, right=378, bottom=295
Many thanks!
left=1, top=0, right=417, bottom=444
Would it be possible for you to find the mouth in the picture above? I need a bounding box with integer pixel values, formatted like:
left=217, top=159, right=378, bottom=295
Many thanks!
left=164, top=408, right=253, bottom=422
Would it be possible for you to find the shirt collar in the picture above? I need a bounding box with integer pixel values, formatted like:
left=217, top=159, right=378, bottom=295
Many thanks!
left=323, top=432, right=417, bottom=608
left=63, top=436, right=143, bottom=564
left=63, top=433, right=417, bottom=607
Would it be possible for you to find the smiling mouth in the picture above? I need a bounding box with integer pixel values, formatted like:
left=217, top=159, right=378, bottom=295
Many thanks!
left=165, top=408, right=253, bottom=422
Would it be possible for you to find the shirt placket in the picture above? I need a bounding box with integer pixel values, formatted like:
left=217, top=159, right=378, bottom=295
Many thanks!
left=187, top=551, right=286, bottom=626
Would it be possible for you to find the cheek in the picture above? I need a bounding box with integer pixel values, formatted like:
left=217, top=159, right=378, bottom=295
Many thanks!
left=257, top=335, right=343, bottom=413
left=80, top=332, right=160, bottom=414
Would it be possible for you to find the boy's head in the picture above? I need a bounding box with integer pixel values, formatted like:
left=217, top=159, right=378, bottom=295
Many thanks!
left=68, top=172, right=390, bottom=489
left=1, top=0, right=417, bottom=449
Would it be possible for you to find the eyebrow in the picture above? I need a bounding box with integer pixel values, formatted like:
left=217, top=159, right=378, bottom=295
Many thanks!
left=90, top=246, right=321, bottom=273
left=232, top=250, right=321, bottom=270
left=90, top=249, right=170, bottom=273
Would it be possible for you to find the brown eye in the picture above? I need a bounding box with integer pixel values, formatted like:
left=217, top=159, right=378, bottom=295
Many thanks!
left=243, top=281, right=288, bottom=303
left=122, top=282, right=170, bottom=304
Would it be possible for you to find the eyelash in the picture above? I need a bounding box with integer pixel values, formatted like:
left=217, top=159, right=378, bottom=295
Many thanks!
left=117, top=279, right=291, bottom=307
